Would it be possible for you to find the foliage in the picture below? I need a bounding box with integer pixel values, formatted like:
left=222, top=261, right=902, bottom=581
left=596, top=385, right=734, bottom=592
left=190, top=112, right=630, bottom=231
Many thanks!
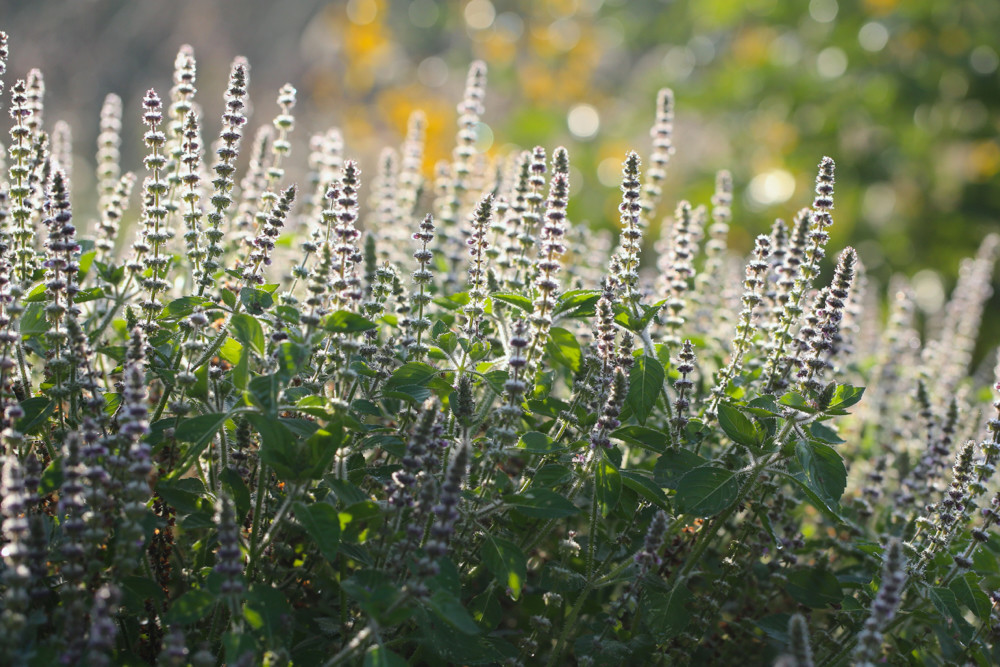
left=0, top=25, right=999, bottom=667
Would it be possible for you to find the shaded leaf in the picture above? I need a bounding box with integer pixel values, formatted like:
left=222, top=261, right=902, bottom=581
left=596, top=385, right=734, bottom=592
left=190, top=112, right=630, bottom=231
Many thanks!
left=674, top=466, right=739, bottom=516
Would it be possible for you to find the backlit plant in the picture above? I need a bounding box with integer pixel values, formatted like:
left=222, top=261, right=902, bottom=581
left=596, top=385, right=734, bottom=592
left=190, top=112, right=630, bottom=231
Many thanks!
left=0, top=28, right=999, bottom=666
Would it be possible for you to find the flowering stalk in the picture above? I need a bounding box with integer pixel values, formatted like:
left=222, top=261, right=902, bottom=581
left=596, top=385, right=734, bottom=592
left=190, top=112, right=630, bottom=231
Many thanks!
left=658, top=200, right=698, bottom=346
left=410, top=214, right=435, bottom=360
left=853, top=539, right=906, bottom=666
left=639, top=88, right=675, bottom=228
left=612, top=152, right=643, bottom=304
left=134, top=90, right=170, bottom=332
left=464, top=193, right=494, bottom=339
left=707, top=234, right=771, bottom=417
left=201, top=58, right=249, bottom=294
left=762, top=157, right=836, bottom=392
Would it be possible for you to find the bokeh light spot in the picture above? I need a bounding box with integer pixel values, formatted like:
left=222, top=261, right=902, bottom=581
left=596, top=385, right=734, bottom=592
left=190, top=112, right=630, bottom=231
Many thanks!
left=473, top=122, right=494, bottom=152
left=748, top=169, right=796, bottom=205
left=597, top=157, right=622, bottom=186
left=567, top=105, right=600, bottom=139
left=970, top=46, right=999, bottom=74
left=465, top=0, right=496, bottom=30
left=346, top=0, right=378, bottom=25
left=858, top=22, right=889, bottom=52
left=817, top=47, right=848, bottom=79
left=809, top=0, right=838, bottom=23
left=912, top=269, right=945, bottom=313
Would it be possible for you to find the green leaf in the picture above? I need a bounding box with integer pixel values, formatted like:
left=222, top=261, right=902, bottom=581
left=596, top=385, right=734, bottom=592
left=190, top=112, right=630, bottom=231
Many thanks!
left=482, top=536, right=527, bottom=600
left=545, top=327, right=581, bottom=372
left=640, top=577, right=692, bottom=641
left=175, top=412, right=229, bottom=454
left=779, top=392, right=816, bottom=414
left=20, top=303, right=49, bottom=337
left=507, top=489, right=580, bottom=519
left=385, top=362, right=438, bottom=391
left=245, top=585, right=292, bottom=643
left=809, top=421, right=844, bottom=444
left=796, top=440, right=847, bottom=505
left=239, top=287, right=274, bottom=313
left=156, top=478, right=208, bottom=515
left=232, top=345, right=250, bottom=391
left=829, top=384, right=865, bottom=411
left=785, top=568, right=843, bottom=608
left=674, top=466, right=740, bottom=516
left=254, top=414, right=344, bottom=481
left=950, top=573, right=992, bottom=621
left=220, top=467, right=251, bottom=521
left=553, top=289, right=601, bottom=318
left=491, top=292, right=533, bottom=312
left=426, top=590, right=481, bottom=635
left=621, top=471, right=669, bottom=508
left=160, top=296, right=214, bottom=321
left=363, top=646, right=408, bottom=667
left=774, top=470, right=848, bottom=526
left=627, top=356, right=664, bottom=426
left=322, top=310, right=378, bottom=333
left=230, top=313, right=265, bottom=356
left=653, top=448, right=708, bottom=489
left=717, top=403, right=764, bottom=450
left=16, top=397, right=55, bottom=435
left=164, top=589, right=215, bottom=625
left=595, top=455, right=622, bottom=517
left=219, top=338, right=242, bottom=365
left=928, top=587, right=973, bottom=639
left=293, top=501, right=341, bottom=561
left=610, top=426, right=669, bottom=453
left=518, top=431, right=566, bottom=454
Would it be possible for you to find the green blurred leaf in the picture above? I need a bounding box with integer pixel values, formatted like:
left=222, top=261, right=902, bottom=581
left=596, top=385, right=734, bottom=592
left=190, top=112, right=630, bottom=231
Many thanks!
left=322, top=310, right=377, bottom=333
left=627, top=356, right=663, bottom=426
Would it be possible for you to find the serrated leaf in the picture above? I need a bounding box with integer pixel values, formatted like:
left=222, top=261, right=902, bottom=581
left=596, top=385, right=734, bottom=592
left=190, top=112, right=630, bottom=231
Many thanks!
left=674, top=466, right=739, bottom=516
left=595, top=456, right=622, bottom=517
left=164, top=589, right=214, bottom=625
left=640, top=577, right=692, bottom=641
left=950, top=573, right=992, bottom=621
left=239, top=287, right=274, bottom=313
left=610, top=425, right=668, bottom=453
left=482, top=536, right=527, bottom=600
left=322, top=310, right=377, bottom=333
left=717, top=403, right=763, bottom=449
left=627, top=356, right=664, bottom=426
left=175, top=412, right=229, bottom=452
left=546, top=327, right=581, bottom=372
left=385, top=362, right=437, bottom=391
left=796, top=440, right=847, bottom=505
left=785, top=568, right=843, bottom=608
left=426, top=590, right=480, bottom=635
left=653, top=447, right=708, bottom=489
left=230, top=313, right=265, bottom=356
left=518, top=431, right=565, bottom=453
left=829, top=384, right=865, bottom=411
left=491, top=293, right=532, bottom=312
left=294, top=501, right=341, bottom=561
left=553, top=289, right=601, bottom=318
left=507, top=489, right=580, bottom=518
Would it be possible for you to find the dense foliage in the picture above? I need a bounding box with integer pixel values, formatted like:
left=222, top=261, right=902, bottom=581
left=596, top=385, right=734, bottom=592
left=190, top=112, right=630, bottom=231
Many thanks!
left=0, top=27, right=999, bottom=666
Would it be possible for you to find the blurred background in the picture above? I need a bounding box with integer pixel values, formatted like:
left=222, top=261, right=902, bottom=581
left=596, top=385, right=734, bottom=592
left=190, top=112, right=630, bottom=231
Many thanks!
left=3, top=0, right=999, bottom=352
